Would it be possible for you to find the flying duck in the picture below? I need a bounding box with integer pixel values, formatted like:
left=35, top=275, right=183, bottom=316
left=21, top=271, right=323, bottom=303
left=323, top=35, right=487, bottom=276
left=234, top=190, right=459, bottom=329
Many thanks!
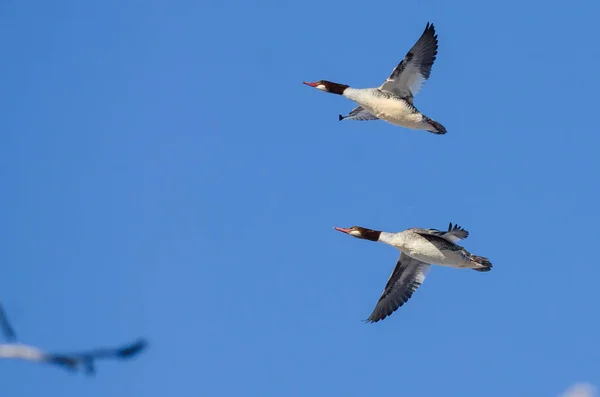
left=334, top=223, right=492, bottom=322
left=304, top=22, right=446, bottom=134
left=0, top=303, right=148, bottom=375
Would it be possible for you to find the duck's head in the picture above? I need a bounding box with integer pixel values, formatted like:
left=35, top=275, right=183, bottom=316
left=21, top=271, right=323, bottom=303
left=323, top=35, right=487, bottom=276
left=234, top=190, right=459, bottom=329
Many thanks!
left=334, top=226, right=381, bottom=241
left=303, top=80, right=349, bottom=95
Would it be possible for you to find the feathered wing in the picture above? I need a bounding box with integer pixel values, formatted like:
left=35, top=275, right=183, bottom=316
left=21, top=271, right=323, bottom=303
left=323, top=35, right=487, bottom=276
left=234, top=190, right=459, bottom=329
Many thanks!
left=79, top=338, right=148, bottom=360
left=339, top=106, right=379, bottom=122
left=443, top=222, right=469, bottom=243
left=72, top=338, right=148, bottom=360
left=415, top=222, right=469, bottom=244
left=414, top=231, right=463, bottom=251
left=366, top=253, right=430, bottom=323
left=55, top=338, right=148, bottom=375
left=379, top=22, right=439, bottom=100
left=0, top=303, right=17, bottom=342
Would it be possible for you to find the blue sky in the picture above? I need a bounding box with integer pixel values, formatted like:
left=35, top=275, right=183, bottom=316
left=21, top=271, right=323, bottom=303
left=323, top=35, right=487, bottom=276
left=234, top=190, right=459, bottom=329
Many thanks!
left=1, top=0, right=599, bottom=395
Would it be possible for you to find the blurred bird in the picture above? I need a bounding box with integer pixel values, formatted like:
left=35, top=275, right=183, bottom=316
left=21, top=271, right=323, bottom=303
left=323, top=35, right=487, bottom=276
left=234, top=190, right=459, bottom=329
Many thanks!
left=0, top=303, right=148, bottom=375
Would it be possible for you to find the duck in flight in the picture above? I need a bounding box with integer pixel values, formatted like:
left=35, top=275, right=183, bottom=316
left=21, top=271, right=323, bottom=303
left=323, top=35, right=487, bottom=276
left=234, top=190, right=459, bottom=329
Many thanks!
left=0, top=303, right=148, bottom=375
left=304, top=22, right=446, bottom=134
left=334, top=223, right=492, bottom=322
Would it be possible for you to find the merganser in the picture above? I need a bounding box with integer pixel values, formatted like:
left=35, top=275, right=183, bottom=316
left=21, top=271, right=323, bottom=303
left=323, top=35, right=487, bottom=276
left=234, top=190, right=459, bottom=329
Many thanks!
left=0, top=303, right=148, bottom=375
left=304, top=22, right=446, bottom=134
left=334, top=223, right=492, bottom=322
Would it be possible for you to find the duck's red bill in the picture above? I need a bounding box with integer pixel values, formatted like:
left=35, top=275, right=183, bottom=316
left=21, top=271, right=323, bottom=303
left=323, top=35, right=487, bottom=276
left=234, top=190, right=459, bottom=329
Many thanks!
left=334, top=227, right=351, bottom=234
left=303, top=81, right=319, bottom=87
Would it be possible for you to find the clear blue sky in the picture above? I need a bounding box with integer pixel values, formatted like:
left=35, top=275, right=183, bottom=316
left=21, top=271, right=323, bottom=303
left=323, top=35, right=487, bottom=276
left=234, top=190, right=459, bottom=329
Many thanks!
left=1, top=0, right=599, bottom=396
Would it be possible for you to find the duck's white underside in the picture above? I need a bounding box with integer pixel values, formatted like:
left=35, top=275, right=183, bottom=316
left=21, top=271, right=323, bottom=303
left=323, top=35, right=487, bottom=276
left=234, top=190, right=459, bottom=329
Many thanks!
left=344, top=89, right=428, bottom=130
left=404, top=247, right=472, bottom=269
left=380, top=232, right=474, bottom=269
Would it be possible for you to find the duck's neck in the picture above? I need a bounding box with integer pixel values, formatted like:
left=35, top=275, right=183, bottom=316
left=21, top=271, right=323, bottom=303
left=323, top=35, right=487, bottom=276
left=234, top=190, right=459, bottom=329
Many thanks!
left=327, top=82, right=350, bottom=95
left=377, top=231, right=404, bottom=249
left=359, top=228, right=382, bottom=241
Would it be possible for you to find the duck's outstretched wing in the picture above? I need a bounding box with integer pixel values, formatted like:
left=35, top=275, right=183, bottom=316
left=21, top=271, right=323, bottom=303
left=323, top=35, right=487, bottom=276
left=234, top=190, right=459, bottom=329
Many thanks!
left=443, top=222, right=469, bottom=242
left=366, top=253, right=430, bottom=323
left=380, top=22, right=439, bottom=100
left=67, top=338, right=148, bottom=375
left=338, top=106, right=379, bottom=121
left=416, top=222, right=469, bottom=243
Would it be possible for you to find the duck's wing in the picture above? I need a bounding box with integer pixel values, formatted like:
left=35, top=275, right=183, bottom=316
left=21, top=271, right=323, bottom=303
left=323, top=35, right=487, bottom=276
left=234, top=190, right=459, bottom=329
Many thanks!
left=338, top=106, right=379, bottom=121
left=59, top=338, right=148, bottom=375
left=414, top=222, right=469, bottom=244
left=0, top=304, right=17, bottom=342
left=443, top=222, right=469, bottom=243
left=380, top=22, right=439, bottom=100
left=414, top=230, right=464, bottom=251
left=71, top=338, right=148, bottom=360
left=366, top=253, right=430, bottom=323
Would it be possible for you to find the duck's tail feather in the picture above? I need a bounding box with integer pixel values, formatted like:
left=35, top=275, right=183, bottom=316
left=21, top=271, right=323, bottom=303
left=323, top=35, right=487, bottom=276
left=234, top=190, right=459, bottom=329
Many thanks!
left=470, top=255, right=492, bottom=272
left=423, top=117, right=447, bottom=134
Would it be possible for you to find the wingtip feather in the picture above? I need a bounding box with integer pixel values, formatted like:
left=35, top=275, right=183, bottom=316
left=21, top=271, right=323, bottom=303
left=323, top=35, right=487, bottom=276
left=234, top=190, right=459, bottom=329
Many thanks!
left=363, top=316, right=381, bottom=324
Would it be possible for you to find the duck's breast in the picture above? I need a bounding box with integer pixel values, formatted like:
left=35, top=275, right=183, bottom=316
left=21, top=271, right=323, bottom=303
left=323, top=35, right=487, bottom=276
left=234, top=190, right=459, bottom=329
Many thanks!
left=344, top=89, right=424, bottom=128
